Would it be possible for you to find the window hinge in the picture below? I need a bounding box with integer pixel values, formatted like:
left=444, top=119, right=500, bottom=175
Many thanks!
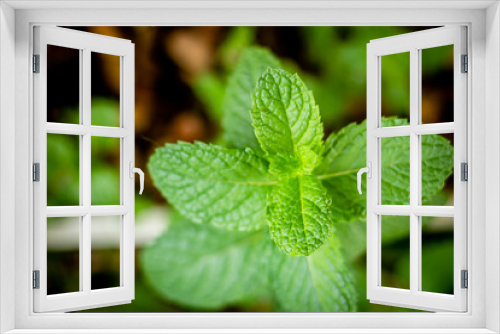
left=33, top=54, right=40, bottom=73
left=461, top=270, right=468, bottom=289
left=33, top=270, right=40, bottom=289
left=461, top=162, right=468, bottom=181
left=461, top=54, right=468, bottom=73
left=33, top=163, right=40, bottom=182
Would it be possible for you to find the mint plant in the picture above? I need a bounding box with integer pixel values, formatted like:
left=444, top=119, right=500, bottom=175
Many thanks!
left=143, top=47, right=453, bottom=312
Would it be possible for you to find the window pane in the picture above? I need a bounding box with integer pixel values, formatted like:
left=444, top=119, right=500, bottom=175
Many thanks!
left=381, top=215, right=410, bottom=290
left=47, top=45, right=80, bottom=124
left=47, top=217, right=80, bottom=295
left=421, top=133, right=454, bottom=206
left=421, top=216, right=454, bottom=294
left=381, top=136, right=410, bottom=205
left=421, top=45, right=454, bottom=124
left=91, top=52, right=121, bottom=127
left=47, top=134, right=80, bottom=206
left=381, top=52, right=410, bottom=125
left=91, top=136, right=121, bottom=205
left=91, top=216, right=121, bottom=290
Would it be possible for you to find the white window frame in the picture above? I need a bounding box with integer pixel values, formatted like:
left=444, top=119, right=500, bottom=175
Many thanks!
left=0, top=1, right=499, bottom=333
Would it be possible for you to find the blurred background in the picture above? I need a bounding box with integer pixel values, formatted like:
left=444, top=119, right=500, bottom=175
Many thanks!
left=45, top=26, right=454, bottom=312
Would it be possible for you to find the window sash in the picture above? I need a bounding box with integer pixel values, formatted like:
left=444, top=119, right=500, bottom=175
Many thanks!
left=366, top=26, right=468, bottom=312
left=32, top=26, right=135, bottom=313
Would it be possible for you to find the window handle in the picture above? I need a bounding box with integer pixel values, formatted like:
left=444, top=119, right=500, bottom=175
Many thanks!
left=129, top=162, right=144, bottom=195
left=357, top=162, right=371, bottom=195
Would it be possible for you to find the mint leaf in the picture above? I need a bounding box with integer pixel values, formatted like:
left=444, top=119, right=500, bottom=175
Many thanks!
left=148, top=142, right=274, bottom=231
left=251, top=68, right=324, bottom=175
left=141, top=218, right=271, bottom=309
left=270, top=233, right=357, bottom=311
left=219, top=27, right=257, bottom=69
left=421, top=134, right=454, bottom=198
left=222, top=47, right=280, bottom=151
left=267, top=175, right=333, bottom=256
left=315, top=118, right=454, bottom=224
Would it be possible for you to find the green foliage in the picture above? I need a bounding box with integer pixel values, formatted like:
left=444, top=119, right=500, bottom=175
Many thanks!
left=145, top=46, right=454, bottom=312
left=192, top=73, right=226, bottom=122
left=141, top=218, right=272, bottom=309
left=142, top=217, right=358, bottom=312
left=421, top=135, right=454, bottom=199
left=193, top=27, right=451, bottom=132
left=419, top=239, right=454, bottom=294
left=251, top=69, right=324, bottom=170
left=148, top=141, right=273, bottom=231
left=380, top=52, right=411, bottom=119
left=47, top=134, right=80, bottom=206
left=270, top=232, right=357, bottom=312
left=91, top=97, right=121, bottom=127
left=421, top=45, right=454, bottom=75
left=268, top=175, right=333, bottom=256
left=218, top=27, right=258, bottom=69
left=91, top=136, right=121, bottom=205
left=222, top=47, right=280, bottom=151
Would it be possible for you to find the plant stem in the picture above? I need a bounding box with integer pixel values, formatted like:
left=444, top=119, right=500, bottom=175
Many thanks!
left=316, top=169, right=359, bottom=180
left=236, top=169, right=359, bottom=186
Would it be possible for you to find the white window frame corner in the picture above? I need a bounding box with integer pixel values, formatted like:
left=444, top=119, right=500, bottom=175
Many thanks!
left=0, top=1, right=499, bottom=333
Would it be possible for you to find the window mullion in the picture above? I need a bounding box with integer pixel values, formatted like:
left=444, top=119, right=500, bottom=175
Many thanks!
left=409, top=48, right=420, bottom=294
left=82, top=48, right=92, bottom=294
left=78, top=49, right=84, bottom=293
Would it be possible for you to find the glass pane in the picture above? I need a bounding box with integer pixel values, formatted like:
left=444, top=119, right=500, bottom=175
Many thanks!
left=421, top=216, right=454, bottom=294
left=47, top=45, right=80, bottom=124
left=91, top=52, right=121, bottom=127
left=91, top=136, right=121, bottom=205
left=421, top=133, right=454, bottom=206
left=47, top=217, right=80, bottom=295
left=421, top=45, right=454, bottom=124
left=47, top=134, right=80, bottom=206
left=91, top=216, right=121, bottom=290
left=381, top=52, right=410, bottom=125
left=381, top=215, right=410, bottom=290
left=381, top=136, right=410, bottom=205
